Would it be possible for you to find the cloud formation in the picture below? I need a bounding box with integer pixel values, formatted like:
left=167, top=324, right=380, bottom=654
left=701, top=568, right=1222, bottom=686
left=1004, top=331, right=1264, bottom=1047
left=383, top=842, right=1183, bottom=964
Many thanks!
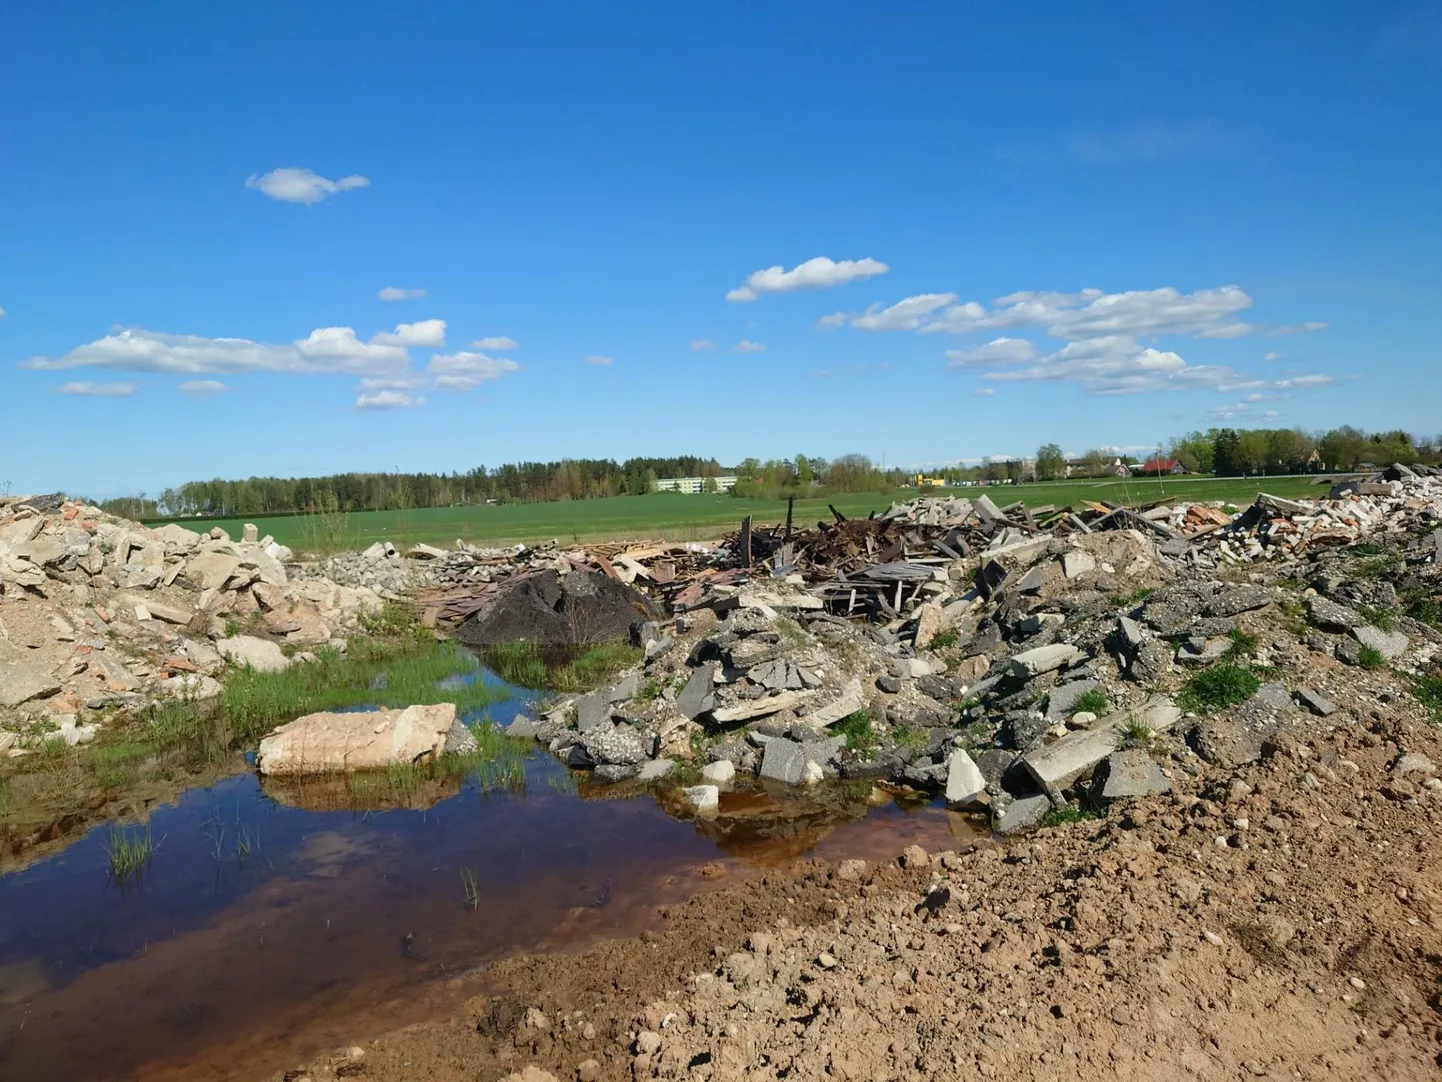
left=690, top=339, right=716, bottom=351
left=378, top=286, right=426, bottom=301
left=178, top=380, right=227, bottom=397
left=471, top=336, right=518, bottom=351
left=57, top=381, right=137, bottom=397
left=356, top=390, right=424, bottom=410
left=726, top=257, right=888, bottom=302
left=584, top=355, right=614, bottom=366
left=732, top=340, right=766, bottom=353
left=246, top=168, right=370, bottom=205
left=371, top=319, right=447, bottom=348
left=945, top=337, right=1036, bottom=368
left=426, top=352, right=521, bottom=391
left=816, top=312, right=848, bottom=329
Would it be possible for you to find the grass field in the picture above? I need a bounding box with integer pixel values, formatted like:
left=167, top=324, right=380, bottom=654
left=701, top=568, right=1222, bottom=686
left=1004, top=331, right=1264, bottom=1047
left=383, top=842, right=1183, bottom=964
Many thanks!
left=153, top=474, right=1332, bottom=554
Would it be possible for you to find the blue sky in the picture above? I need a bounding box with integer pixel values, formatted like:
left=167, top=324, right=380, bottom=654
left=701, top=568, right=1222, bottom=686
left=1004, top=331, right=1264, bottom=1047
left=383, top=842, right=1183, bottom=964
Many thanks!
left=2, top=2, right=1440, bottom=497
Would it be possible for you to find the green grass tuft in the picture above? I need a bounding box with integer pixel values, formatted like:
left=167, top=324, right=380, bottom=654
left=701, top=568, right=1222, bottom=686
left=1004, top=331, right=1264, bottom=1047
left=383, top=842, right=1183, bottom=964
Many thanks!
left=893, top=725, right=930, bottom=749
left=1412, top=673, right=1442, bottom=724
left=1178, top=665, right=1261, bottom=712
left=104, top=824, right=156, bottom=886
left=1357, top=645, right=1387, bottom=671
left=1118, top=586, right=1156, bottom=607
left=1357, top=605, right=1400, bottom=632
left=1221, top=628, right=1258, bottom=663
left=1361, top=555, right=1400, bottom=579
left=1070, top=689, right=1110, bottom=716
left=928, top=629, right=960, bottom=651
left=479, top=641, right=640, bottom=693
left=1041, top=806, right=1100, bottom=828
left=835, top=710, right=877, bottom=756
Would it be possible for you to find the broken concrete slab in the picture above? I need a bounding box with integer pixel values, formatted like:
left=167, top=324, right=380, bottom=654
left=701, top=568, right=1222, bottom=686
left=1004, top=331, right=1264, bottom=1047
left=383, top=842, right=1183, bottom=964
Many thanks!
left=0, top=646, right=61, bottom=708
left=993, top=792, right=1051, bottom=835
left=1092, top=748, right=1172, bottom=803
left=1353, top=625, right=1409, bottom=660
left=1021, top=699, right=1181, bottom=791
left=1009, top=643, right=1081, bottom=680
left=944, top=748, right=986, bottom=807
left=216, top=635, right=290, bottom=673
left=807, top=678, right=865, bottom=729
left=1061, top=551, right=1096, bottom=580
left=1306, top=596, right=1363, bottom=631
left=1296, top=687, right=1338, bottom=717
left=677, top=665, right=716, bottom=719
left=711, top=690, right=812, bottom=724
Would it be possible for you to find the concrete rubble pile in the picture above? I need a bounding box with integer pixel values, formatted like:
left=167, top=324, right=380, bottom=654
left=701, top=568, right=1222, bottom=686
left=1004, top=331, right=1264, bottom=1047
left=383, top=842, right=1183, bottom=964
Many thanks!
left=504, top=467, right=1442, bottom=834
left=0, top=495, right=385, bottom=753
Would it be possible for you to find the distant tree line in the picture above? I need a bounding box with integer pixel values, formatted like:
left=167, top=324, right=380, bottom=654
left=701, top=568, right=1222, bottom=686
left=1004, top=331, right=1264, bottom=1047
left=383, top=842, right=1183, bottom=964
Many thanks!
left=1168, top=426, right=1440, bottom=477
left=729, top=454, right=901, bottom=500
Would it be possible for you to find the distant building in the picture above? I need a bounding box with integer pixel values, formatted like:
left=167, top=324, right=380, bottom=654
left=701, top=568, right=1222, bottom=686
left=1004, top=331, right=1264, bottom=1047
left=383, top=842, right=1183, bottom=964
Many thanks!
left=1140, top=457, right=1189, bottom=476
left=1106, top=459, right=1133, bottom=478
left=650, top=475, right=738, bottom=494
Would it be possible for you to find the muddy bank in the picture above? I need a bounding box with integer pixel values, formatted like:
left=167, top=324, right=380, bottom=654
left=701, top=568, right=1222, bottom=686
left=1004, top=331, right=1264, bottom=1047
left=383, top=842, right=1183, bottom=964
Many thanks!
left=269, top=677, right=1442, bottom=1082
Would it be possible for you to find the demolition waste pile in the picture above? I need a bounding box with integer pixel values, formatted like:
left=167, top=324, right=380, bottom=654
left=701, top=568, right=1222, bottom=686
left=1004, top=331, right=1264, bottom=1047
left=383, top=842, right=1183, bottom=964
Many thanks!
left=4, top=466, right=1442, bottom=1081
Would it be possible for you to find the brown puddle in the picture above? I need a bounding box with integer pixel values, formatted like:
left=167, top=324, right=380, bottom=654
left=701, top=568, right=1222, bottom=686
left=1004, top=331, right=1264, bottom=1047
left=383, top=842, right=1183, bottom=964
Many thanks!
left=0, top=754, right=971, bottom=1082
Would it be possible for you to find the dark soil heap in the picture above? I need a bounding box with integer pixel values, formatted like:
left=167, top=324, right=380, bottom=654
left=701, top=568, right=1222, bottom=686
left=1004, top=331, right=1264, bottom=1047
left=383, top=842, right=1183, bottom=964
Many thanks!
left=456, top=570, right=663, bottom=647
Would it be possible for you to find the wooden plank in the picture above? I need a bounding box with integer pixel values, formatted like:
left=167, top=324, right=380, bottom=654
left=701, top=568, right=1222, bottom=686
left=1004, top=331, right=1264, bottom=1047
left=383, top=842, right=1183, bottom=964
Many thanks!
left=739, top=516, right=752, bottom=566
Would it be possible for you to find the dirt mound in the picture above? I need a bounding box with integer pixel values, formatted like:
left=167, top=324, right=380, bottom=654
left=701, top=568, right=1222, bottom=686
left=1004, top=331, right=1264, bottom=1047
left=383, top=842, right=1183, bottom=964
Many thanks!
left=456, top=569, right=662, bottom=647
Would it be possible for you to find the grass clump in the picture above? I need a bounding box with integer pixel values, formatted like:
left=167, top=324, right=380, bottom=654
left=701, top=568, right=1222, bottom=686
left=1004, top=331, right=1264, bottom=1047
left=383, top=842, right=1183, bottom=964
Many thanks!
left=104, top=824, right=156, bottom=886
left=893, top=726, right=930, bottom=749
left=480, top=641, right=641, bottom=693
left=1221, top=628, right=1259, bottom=663
left=1361, top=555, right=1400, bottom=579
left=1178, top=665, right=1261, bottom=713
left=1041, top=806, right=1100, bottom=828
left=460, top=867, right=481, bottom=910
left=1357, top=605, right=1400, bottom=632
left=836, top=710, right=877, bottom=756
left=1405, top=593, right=1441, bottom=628
left=0, top=776, right=9, bottom=821
left=774, top=617, right=809, bottom=649
left=1412, top=673, right=1442, bottom=724
left=1071, top=689, right=1110, bottom=716
left=1118, top=586, right=1156, bottom=608
left=1119, top=715, right=1157, bottom=748
left=928, top=629, right=960, bottom=651
left=1357, top=645, right=1387, bottom=671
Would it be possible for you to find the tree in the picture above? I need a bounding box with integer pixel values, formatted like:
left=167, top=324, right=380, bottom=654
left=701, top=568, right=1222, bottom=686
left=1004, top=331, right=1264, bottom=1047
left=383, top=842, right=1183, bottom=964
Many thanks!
left=1036, top=443, right=1066, bottom=481
left=1081, top=449, right=1107, bottom=477
left=1212, top=429, right=1242, bottom=476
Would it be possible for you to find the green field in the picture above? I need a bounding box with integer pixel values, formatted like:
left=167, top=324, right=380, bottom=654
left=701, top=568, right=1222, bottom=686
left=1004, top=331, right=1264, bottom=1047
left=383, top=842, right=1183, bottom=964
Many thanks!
left=154, top=474, right=1331, bottom=554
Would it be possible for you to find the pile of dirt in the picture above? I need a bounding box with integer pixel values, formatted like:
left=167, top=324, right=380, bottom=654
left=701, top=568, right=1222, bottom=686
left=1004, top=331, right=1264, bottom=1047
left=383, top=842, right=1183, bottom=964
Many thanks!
left=456, top=569, right=663, bottom=647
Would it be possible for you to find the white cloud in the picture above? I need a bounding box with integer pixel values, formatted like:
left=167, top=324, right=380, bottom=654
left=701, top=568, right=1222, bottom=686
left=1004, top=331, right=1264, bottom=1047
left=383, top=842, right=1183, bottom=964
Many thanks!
left=816, top=312, right=848, bottom=329
left=246, top=168, right=369, bottom=205
left=471, top=336, right=518, bottom=351
left=356, top=390, right=424, bottom=410
left=973, top=388, right=996, bottom=397
left=57, top=381, right=137, bottom=397
left=584, top=354, right=614, bottom=366
left=851, top=293, right=957, bottom=331
left=377, top=286, right=426, bottom=301
left=0, top=306, right=6, bottom=319
left=945, top=337, right=1036, bottom=368
left=726, top=257, right=889, bottom=302
left=1272, top=374, right=1334, bottom=389
left=1263, top=351, right=1281, bottom=361
left=1265, top=321, right=1328, bottom=336
left=732, top=340, right=765, bottom=353
left=371, top=319, right=447, bottom=348
left=425, top=351, right=521, bottom=391
left=178, top=380, right=227, bottom=397
left=690, top=339, right=717, bottom=351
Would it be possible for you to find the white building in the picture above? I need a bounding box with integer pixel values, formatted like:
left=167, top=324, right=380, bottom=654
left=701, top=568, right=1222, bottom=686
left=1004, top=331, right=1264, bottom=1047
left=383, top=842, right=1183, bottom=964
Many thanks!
left=650, top=475, right=738, bottom=494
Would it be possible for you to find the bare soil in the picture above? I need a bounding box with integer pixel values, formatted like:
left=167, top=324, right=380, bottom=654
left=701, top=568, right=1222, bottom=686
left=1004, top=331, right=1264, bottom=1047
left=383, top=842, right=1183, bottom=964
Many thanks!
left=268, top=675, right=1442, bottom=1082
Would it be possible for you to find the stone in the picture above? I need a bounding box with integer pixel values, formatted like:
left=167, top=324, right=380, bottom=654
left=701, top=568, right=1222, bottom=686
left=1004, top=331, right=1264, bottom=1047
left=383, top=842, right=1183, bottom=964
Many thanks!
left=1393, top=752, right=1436, bottom=777
left=1015, top=612, right=1065, bottom=637
left=407, top=543, right=448, bottom=560
left=1114, top=616, right=1147, bottom=653
left=143, top=599, right=193, bottom=625
left=216, top=635, right=290, bottom=672
left=944, top=748, right=986, bottom=807
left=914, top=601, right=946, bottom=648
left=1022, top=699, right=1182, bottom=791
left=1306, top=596, right=1362, bottom=631
left=1176, top=638, right=1230, bottom=666
left=1207, top=586, right=1273, bottom=617
left=637, top=758, right=676, bottom=782
left=592, top=763, right=638, bottom=783
left=1045, top=679, right=1100, bottom=722
left=257, top=703, right=457, bottom=775
left=184, top=551, right=242, bottom=591
left=1093, top=748, right=1172, bottom=802
left=1009, top=643, right=1081, bottom=679
left=682, top=784, right=719, bottom=814
left=1296, top=687, right=1338, bottom=717
left=579, top=724, right=650, bottom=766
left=711, top=690, right=811, bottom=724
left=1252, top=682, right=1296, bottom=714
left=806, top=678, right=865, bottom=729
left=573, top=690, right=611, bottom=733
left=0, top=646, right=61, bottom=707
left=802, top=760, right=825, bottom=784
left=1013, top=564, right=1048, bottom=594
left=993, top=792, right=1052, bottom=835
left=1062, top=551, right=1096, bottom=580
left=677, top=666, right=716, bottom=719
left=760, top=737, right=809, bottom=784
left=158, top=673, right=224, bottom=700
left=241, top=523, right=259, bottom=543
left=1353, top=625, right=1409, bottom=660
left=700, top=759, right=735, bottom=786
left=876, top=674, right=903, bottom=694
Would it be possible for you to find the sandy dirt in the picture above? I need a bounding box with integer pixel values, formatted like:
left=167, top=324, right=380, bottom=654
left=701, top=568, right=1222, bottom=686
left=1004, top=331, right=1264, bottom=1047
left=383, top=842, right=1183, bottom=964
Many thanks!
left=266, top=673, right=1442, bottom=1082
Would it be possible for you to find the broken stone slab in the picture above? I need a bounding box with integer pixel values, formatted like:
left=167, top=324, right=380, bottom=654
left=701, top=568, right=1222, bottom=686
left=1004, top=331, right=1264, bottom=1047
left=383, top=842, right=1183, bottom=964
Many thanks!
left=1061, top=550, right=1096, bottom=580
left=700, top=759, right=736, bottom=786
left=1091, top=748, right=1172, bottom=803
left=993, top=792, right=1051, bottom=835
left=1012, top=564, right=1048, bottom=595
left=1306, top=596, right=1362, bottom=631
left=1393, top=752, right=1437, bottom=777
left=0, top=646, right=61, bottom=708
left=1295, top=687, right=1338, bottom=717
left=914, top=601, right=945, bottom=648
left=257, top=703, right=458, bottom=775
left=407, top=543, right=449, bottom=560
left=711, top=689, right=812, bottom=724
left=158, top=673, right=224, bottom=701
left=216, top=635, right=290, bottom=672
left=573, top=690, right=612, bottom=733
left=1353, top=625, right=1409, bottom=660
left=184, top=551, right=242, bottom=591
left=1009, top=643, right=1081, bottom=680
left=682, top=784, right=720, bottom=815
left=578, top=723, right=651, bottom=766
left=637, top=758, right=676, bottom=783
left=1254, top=493, right=1310, bottom=517
left=944, top=748, right=986, bottom=807
left=141, top=599, right=194, bottom=625
left=1045, top=679, right=1101, bottom=722
left=807, top=678, right=865, bottom=729
left=759, top=734, right=844, bottom=784
left=677, top=666, right=716, bottom=720
left=1206, top=586, right=1273, bottom=617
left=736, top=588, right=824, bottom=611
left=1176, top=638, right=1230, bottom=666
left=1021, top=698, right=1181, bottom=791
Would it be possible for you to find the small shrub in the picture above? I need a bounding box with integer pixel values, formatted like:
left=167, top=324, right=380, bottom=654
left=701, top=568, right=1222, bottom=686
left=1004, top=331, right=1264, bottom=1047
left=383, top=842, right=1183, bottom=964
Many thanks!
left=928, top=629, right=960, bottom=651
left=1041, top=806, right=1100, bottom=828
left=636, top=679, right=665, bottom=702
left=1071, top=689, right=1110, bottom=716
left=836, top=710, right=877, bottom=756
left=1178, top=665, right=1261, bottom=712
left=1357, top=645, right=1387, bottom=671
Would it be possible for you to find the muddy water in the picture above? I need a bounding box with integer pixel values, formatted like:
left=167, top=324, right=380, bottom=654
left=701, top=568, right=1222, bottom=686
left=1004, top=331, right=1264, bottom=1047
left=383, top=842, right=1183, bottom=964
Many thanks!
left=0, top=688, right=971, bottom=1082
